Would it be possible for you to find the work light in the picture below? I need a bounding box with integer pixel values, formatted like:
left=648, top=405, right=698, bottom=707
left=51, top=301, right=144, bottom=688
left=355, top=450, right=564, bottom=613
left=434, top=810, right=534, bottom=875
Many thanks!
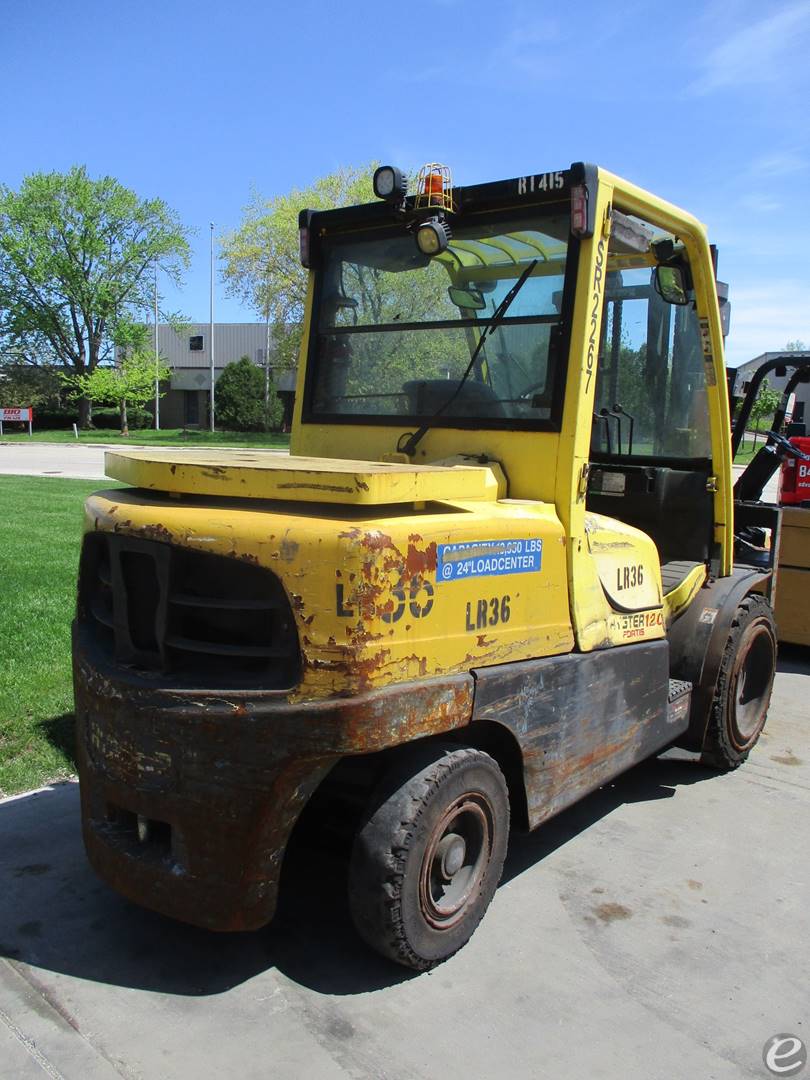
left=415, top=216, right=452, bottom=256
left=373, top=165, right=407, bottom=202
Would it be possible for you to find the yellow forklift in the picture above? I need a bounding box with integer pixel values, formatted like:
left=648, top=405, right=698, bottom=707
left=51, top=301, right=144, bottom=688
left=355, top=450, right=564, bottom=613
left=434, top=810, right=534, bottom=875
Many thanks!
left=73, top=162, right=784, bottom=969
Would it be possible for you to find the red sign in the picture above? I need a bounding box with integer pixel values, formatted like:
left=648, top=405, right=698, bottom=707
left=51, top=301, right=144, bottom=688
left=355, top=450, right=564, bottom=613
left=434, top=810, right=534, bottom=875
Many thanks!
left=0, top=407, right=33, bottom=422
left=779, top=437, right=810, bottom=506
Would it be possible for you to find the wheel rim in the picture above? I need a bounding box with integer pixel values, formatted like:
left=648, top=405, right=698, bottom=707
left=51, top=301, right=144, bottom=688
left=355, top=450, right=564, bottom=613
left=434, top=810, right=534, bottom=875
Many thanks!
left=729, top=619, right=775, bottom=749
left=418, top=792, right=494, bottom=931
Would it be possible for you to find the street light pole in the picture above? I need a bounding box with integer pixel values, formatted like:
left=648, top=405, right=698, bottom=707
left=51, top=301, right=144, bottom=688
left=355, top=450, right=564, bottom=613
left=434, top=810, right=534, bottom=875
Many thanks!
left=154, top=262, right=160, bottom=430
left=264, top=305, right=271, bottom=407
left=209, top=222, right=215, bottom=432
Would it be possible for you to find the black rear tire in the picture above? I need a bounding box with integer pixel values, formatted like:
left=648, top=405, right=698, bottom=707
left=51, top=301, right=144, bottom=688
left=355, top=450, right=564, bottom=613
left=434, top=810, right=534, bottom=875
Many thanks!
left=702, top=594, right=777, bottom=769
left=348, top=743, right=509, bottom=971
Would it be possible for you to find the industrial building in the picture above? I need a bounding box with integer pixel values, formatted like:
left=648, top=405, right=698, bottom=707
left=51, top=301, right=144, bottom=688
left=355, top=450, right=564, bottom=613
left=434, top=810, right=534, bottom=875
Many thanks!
left=731, top=351, right=810, bottom=432
left=121, top=323, right=297, bottom=429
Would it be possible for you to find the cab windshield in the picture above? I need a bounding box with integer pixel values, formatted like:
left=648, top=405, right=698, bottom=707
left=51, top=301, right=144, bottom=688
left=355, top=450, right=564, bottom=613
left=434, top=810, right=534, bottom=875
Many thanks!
left=306, top=210, right=572, bottom=430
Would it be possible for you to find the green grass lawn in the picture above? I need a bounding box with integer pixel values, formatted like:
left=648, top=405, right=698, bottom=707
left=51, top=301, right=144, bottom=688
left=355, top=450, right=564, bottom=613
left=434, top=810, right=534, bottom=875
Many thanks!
left=733, top=445, right=757, bottom=465
left=0, top=476, right=120, bottom=796
left=0, top=427, right=291, bottom=448
left=733, top=433, right=782, bottom=465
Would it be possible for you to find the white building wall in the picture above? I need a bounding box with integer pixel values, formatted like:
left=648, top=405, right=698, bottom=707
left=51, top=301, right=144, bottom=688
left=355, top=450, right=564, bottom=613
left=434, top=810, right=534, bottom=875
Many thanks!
left=732, top=352, right=810, bottom=422
left=115, top=322, right=297, bottom=428
left=158, top=323, right=271, bottom=371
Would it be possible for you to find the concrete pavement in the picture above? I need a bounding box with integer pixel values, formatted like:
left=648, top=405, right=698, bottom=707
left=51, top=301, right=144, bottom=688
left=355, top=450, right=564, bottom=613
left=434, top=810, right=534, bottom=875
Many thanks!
left=0, top=440, right=800, bottom=1077
left=0, top=442, right=288, bottom=481
left=0, top=442, right=131, bottom=480
left=1, top=649, right=808, bottom=1080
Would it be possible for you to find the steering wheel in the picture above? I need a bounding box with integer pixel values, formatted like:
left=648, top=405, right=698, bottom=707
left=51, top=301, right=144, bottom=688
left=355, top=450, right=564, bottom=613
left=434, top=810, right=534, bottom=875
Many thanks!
left=519, top=380, right=547, bottom=400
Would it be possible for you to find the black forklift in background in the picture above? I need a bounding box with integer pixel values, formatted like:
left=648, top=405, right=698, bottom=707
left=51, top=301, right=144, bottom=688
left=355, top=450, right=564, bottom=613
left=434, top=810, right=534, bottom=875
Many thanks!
left=729, top=354, right=810, bottom=645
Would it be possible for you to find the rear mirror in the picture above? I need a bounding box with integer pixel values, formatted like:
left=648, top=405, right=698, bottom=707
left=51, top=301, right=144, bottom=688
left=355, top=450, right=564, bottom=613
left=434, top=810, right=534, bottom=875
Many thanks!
left=448, top=286, right=486, bottom=311
left=654, top=265, right=689, bottom=305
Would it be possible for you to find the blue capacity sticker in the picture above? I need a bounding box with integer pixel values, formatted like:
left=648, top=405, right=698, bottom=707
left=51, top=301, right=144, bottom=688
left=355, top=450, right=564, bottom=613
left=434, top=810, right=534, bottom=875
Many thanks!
left=437, top=538, right=542, bottom=583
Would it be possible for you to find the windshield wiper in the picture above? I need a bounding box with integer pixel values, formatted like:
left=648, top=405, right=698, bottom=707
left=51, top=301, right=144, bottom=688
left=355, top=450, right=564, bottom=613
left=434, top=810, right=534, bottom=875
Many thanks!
left=398, top=258, right=538, bottom=458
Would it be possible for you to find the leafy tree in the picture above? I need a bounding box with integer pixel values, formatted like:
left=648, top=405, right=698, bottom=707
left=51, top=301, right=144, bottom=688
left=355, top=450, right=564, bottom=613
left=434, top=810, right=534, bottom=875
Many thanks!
left=748, top=377, right=782, bottom=447
left=220, top=165, right=379, bottom=367
left=222, top=163, right=486, bottom=415
left=0, top=166, right=191, bottom=426
left=0, top=363, right=63, bottom=409
left=62, top=351, right=170, bottom=435
left=327, top=251, right=473, bottom=406
left=215, top=356, right=283, bottom=431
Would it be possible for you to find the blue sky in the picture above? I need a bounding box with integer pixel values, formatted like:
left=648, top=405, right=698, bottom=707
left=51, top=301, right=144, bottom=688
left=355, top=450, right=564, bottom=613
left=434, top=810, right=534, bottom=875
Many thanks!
left=3, top=0, right=809, bottom=365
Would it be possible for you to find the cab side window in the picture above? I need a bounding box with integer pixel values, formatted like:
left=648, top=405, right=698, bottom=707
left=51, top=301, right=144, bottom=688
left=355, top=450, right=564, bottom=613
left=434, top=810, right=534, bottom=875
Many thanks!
left=591, top=225, right=711, bottom=461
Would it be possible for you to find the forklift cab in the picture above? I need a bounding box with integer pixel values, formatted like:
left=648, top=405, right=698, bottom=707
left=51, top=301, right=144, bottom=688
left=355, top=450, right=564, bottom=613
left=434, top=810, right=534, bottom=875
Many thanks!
left=586, top=215, right=716, bottom=616
left=296, top=166, right=736, bottom=655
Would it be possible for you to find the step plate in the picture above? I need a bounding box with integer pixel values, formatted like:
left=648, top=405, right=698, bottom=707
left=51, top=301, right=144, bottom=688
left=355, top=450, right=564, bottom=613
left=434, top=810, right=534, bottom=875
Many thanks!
left=667, top=678, right=692, bottom=728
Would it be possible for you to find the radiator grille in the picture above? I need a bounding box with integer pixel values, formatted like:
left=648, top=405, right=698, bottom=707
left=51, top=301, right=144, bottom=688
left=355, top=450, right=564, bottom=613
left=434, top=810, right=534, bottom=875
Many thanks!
left=78, top=533, right=300, bottom=689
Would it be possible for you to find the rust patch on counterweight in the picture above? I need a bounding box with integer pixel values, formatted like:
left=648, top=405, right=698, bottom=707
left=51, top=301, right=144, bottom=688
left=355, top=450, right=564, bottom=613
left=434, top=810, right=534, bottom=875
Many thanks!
left=123, top=522, right=173, bottom=545
left=405, top=539, right=437, bottom=576
left=73, top=628, right=474, bottom=932
left=359, top=530, right=397, bottom=554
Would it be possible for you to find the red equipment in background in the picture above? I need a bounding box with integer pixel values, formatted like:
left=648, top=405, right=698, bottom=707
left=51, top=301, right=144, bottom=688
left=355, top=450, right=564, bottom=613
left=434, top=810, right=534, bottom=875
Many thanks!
left=779, top=436, right=810, bottom=506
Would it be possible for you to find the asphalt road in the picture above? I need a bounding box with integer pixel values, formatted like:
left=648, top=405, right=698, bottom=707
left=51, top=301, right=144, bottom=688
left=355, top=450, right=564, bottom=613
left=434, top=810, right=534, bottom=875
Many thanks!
left=1, top=649, right=808, bottom=1080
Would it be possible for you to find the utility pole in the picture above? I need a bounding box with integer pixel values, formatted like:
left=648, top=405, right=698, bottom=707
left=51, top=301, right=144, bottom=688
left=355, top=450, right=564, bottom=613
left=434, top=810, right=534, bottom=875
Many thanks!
left=210, top=222, right=215, bottom=432
left=154, top=263, right=160, bottom=430
left=264, top=262, right=271, bottom=409
left=264, top=306, right=271, bottom=407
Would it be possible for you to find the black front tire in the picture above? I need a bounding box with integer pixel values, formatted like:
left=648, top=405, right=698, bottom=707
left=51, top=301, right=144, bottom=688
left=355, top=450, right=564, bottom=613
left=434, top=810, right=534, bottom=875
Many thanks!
left=348, top=743, right=510, bottom=971
left=702, top=594, right=777, bottom=769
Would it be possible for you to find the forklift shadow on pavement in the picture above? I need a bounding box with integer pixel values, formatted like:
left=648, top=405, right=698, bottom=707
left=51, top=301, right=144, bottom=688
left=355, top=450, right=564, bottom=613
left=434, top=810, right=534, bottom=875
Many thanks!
left=0, top=749, right=731, bottom=1000
left=498, top=754, right=718, bottom=889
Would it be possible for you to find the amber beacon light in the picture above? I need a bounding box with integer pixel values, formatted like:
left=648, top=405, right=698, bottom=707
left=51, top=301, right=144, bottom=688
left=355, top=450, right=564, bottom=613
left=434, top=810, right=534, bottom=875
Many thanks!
left=412, top=162, right=454, bottom=255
